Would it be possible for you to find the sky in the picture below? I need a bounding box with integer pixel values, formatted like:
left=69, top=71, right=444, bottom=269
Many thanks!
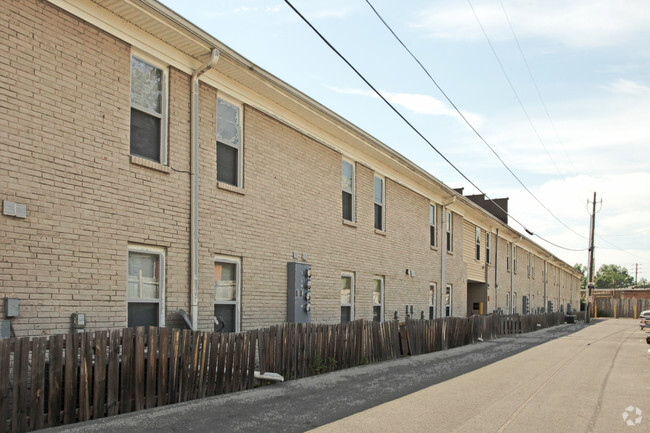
left=159, top=0, right=650, bottom=284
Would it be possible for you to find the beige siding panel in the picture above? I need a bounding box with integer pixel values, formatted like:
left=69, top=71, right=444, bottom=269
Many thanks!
left=463, top=221, right=484, bottom=282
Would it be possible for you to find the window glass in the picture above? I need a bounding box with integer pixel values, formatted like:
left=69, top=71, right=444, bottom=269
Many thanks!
left=127, top=247, right=163, bottom=328
left=130, top=56, right=164, bottom=162
left=372, top=279, right=381, bottom=305
left=430, top=205, right=436, bottom=247
left=127, top=252, right=160, bottom=299
left=217, top=142, right=238, bottom=186
left=342, top=160, right=354, bottom=221
left=475, top=227, right=481, bottom=261
left=446, top=211, right=453, bottom=252
left=217, top=98, right=241, bottom=186
left=373, top=278, right=383, bottom=322
left=374, top=177, right=383, bottom=204
left=340, top=276, right=351, bottom=304
left=131, top=57, right=162, bottom=113
left=341, top=275, right=353, bottom=322
left=217, top=99, right=240, bottom=148
left=214, top=262, right=237, bottom=301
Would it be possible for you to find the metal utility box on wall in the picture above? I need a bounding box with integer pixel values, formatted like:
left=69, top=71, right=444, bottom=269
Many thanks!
left=4, top=298, right=19, bottom=317
left=287, top=262, right=312, bottom=323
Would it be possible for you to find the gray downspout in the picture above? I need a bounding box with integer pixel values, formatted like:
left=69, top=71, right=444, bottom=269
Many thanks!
left=190, top=48, right=220, bottom=331
left=494, top=228, right=498, bottom=313
left=440, top=196, right=456, bottom=317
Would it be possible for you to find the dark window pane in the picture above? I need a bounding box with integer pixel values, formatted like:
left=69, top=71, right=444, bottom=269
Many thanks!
left=130, top=108, right=161, bottom=162
left=214, top=304, right=236, bottom=333
left=342, top=191, right=352, bottom=221
left=128, top=303, right=159, bottom=328
left=341, top=306, right=351, bottom=323
left=447, top=232, right=452, bottom=251
left=373, top=306, right=381, bottom=322
left=476, top=245, right=480, bottom=261
left=217, top=142, right=238, bottom=186
left=430, top=226, right=436, bottom=247
left=429, top=306, right=435, bottom=320
left=374, top=204, right=383, bottom=230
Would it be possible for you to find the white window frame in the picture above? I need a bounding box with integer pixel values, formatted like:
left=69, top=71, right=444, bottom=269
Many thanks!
left=506, top=241, right=511, bottom=271
left=216, top=96, right=244, bottom=188
left=126, top=244, right=166, bottom=327
left=373, top=276, right=384, bottom=322
left=446, top=211, right=453, bottom=252
left=513, top=245, right=518, bottom=273
left=445, top=284, right=452, bottom=317
left=527, top=252, right=531, bottom=278
left=341, top=272, right=355, bottom=322
left=430, top=204, right=437, bottom=248
left=130, top=53, right=168, bottom=164
left=513, top=293, right=517, bottom=314
left=429, top=283, right=437, bottom=320
left=342, top=159, right=355, bottom=222
left=475, top=226, right=481, bottom=261
left=374, top=175, right=385, bottom=231
left=214, top=255, right=241, bottom=333
left=486, top=232, right=491, bottom=264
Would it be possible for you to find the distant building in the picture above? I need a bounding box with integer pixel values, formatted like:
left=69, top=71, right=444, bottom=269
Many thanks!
left=0, top=0, right=581, bottom=337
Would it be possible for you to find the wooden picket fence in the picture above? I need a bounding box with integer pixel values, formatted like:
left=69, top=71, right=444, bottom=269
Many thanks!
left=594, top=298, right=650, bottom=318
left=0, top=312, right=569, bottom=432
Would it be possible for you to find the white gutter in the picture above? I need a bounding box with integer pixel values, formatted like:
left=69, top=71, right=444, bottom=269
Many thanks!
left=440, top=196, right=457, bottom=317
left=190, top=48, right=220, bottom=331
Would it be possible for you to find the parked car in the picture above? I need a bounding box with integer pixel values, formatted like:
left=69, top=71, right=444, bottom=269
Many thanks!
left=640, top=310, right=650, bottom=330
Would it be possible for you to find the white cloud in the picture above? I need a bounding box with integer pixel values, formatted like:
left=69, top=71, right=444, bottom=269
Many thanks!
left=413, top=0, right=650, bottom=49
left=328, top=86, right=483, bottom=126
left=603, top=79, right=650, bottom=95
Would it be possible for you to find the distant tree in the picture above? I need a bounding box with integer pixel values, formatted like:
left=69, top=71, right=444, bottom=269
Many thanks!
left=594, top=264, right=634, bottom=289
left=639, top=278, right=648, bottom=288
left=573, top=263, right=587, bottom=290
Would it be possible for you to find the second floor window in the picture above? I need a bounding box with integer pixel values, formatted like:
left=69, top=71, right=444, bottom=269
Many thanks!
left=130, top=55, right=167, bottom=164
left=486, top=232, right=491, bottom=264
left=475, top=226, right=481, bottom=261
left=217, top=98, right=242, bottom=187
left=446, top=211, right=453, bottom=252
left=342, top=160, right=354, bottom=221
left=374, top=176, right=384, bottom=230
left=430, top=205, right=436, bottom=247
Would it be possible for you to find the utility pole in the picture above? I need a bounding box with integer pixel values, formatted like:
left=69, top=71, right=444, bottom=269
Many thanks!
left=635, top=263, right=638, bottom=287
left=586, top=192, right=598, bottom=323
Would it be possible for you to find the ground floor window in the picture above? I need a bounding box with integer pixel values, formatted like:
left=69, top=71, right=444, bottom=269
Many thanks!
left=341, top=273, right=354, bottom=322
left=513, top=293, right=517, bottom=314
left=445, top=284, right=452, bottom=317
left=214, top=257, right=240, bottom=332
left=429, top=283, right=437, bottom=320
left=373, top=277, right=384, bottom=322
left=127, top=245, right=165, bottom=328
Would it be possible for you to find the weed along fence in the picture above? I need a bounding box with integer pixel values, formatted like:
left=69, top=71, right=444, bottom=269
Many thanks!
left=1, top=312, right=568, bottom=432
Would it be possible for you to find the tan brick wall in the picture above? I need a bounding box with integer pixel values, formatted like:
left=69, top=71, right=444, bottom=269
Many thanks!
left=0, top=0, right=582, bottom=337
left=0, top=0, right=192, bottom=336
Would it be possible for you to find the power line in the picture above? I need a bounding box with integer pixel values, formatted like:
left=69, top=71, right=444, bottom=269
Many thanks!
left=361, top=0, right=586, bottom=245
left=498, top=0, right=580, bottom=178
left=468, top=0, right=568, bottom=183
left=283, top=0, right=586, bottom=253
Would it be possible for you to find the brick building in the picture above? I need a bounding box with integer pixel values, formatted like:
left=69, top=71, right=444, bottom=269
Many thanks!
left=0, top=0, right=581, bottom=337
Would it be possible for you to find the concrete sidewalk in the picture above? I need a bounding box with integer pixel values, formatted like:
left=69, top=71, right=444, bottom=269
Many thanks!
left=44, top=321, right=591, bottom=433
left=311, top=318, right=650, bottom=433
